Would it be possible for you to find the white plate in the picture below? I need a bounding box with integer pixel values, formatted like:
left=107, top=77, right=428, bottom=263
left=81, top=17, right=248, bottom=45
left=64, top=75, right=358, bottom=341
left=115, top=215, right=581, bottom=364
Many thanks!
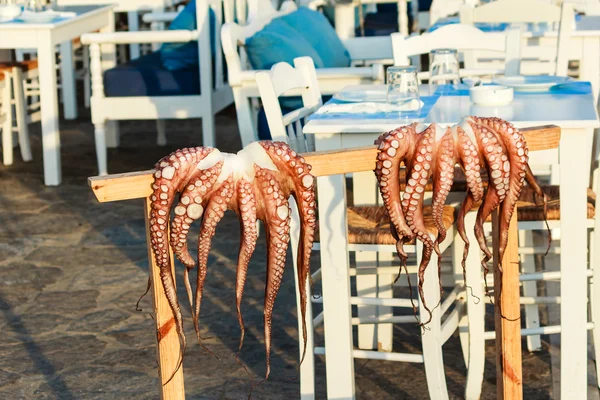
left=17, top=10, right=62, bottom=23
left=492, top=75, right=570, bottom=92
left=333, top=87, right=387, bottom=103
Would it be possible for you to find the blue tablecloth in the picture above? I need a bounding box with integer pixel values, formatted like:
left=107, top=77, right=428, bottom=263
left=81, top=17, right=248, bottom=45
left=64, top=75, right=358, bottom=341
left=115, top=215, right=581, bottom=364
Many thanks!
left=309, top=81, right=593, bottom=122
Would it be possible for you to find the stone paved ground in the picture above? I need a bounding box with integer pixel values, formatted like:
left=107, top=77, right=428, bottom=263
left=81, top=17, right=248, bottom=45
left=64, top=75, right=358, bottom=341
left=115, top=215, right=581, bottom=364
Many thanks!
left=0, top=104, right=560, bottom=399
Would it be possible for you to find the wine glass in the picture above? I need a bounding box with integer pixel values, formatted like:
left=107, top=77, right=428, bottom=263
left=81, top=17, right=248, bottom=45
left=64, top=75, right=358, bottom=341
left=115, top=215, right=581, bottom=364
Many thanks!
left=386, top=66, right=420, bottom=111
left=429, top=48, right=460, bottom=94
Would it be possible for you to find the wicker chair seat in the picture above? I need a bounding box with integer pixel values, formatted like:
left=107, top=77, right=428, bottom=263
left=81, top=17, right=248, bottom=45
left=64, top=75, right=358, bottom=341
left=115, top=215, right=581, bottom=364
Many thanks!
left=314, top=205, right=456, bottom=245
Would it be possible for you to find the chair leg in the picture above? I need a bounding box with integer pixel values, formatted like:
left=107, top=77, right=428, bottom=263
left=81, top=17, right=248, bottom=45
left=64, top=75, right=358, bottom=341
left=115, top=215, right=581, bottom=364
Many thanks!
left=463, top=210, right=486, bottom=400
left=83, top=45, right=91, bottom=109
left=94, top=121, right=108, bottom=176
left=377, top=251, right=394, bottom=352
left=105, top=121, right=120, bottom=148
left=156, top=120, right=167, bottom=146
left=519, top=230, right=542, bottom=352
left=12, top=68, right=32, bottom=162
left=592, top=198, right=600, bottom=387
left=417, top=238, right=449, bottom=400
left=2, top=73, right=14, bottom=166
left=452, top=234, right=470, bottom=364
left=202, top=113, right=215, bottom=148
left=290, top=199, right=316, bottom=399
left=233, top=90, right=258, bottom=147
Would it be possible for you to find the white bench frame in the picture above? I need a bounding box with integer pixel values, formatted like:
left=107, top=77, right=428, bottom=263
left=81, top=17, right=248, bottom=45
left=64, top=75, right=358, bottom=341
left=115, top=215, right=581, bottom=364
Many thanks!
left=82, top=0, right=235, bottom=176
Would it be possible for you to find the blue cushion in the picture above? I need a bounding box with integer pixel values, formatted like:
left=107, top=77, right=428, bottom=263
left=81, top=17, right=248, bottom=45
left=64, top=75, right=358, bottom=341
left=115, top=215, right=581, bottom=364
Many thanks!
left=281, top=7, right=350, bottom=68
left=160, top=0, right=216, bottom=71
left=245, top=18, right=325, bottom=71
left=104, top=51, right=200, bottom=97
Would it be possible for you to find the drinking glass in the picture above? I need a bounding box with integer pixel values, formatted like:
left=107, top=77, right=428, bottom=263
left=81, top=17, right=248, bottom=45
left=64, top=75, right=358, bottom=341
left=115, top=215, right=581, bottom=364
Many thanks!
left=386, top=66, right=420, bottom=111
left=429, top=48, right=460, bottom=93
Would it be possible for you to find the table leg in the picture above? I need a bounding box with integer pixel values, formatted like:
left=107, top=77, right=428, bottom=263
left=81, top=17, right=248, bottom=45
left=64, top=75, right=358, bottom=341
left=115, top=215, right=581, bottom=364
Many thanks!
left=560, top=128, right=593, bottom=398
left=128, top=11, right=141, bottom=60
left=316, top=134, right=356, bottom=400
left=38, top=37, right=62, bottom=186
left=60, top=41, right=77, bottom=120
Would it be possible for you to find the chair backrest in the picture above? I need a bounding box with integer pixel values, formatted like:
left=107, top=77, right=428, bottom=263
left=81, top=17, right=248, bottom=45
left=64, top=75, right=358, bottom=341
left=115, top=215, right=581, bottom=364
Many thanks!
left=255, top=57, right=322, bottom=152
left=460, top=0, right=574, bottom=75
left=221, top=0, right=298, bottom=87
left=392, top=24, right=522, bottom=77
left=195, top=0, right=241, bottom=94
left=429, top=0, right=477, bottom=26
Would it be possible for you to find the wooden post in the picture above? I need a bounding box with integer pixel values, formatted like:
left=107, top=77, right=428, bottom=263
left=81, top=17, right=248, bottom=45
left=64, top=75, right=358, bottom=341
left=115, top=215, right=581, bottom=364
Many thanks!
left=492, top=207, right=522, bottom=399
left=144, top=198, right=185, bottom=400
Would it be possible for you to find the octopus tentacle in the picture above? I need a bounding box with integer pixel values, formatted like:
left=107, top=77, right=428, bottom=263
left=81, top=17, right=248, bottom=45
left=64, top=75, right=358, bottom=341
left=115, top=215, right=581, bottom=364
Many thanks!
left=374, top=124, right=419, bottom=264
left=431, top=126, right=455, bottom=279
left=257, top=141, right=317, bottom=365
left=193, top=178, right=234, bottom=349
left=470, top=118, right=525, bottom=265
left=171, top=161, right=223, bottom=317
left=402, top=124, right=437, bottom=323
left=466, top=121, right=510, bottom=292
left=255, top=167, right=291, bottom=380
left=149, top=146, right=217, bottom=377
left=452, top=125, right=485, bottom=277
left=234, top=178, right=258, bottom=358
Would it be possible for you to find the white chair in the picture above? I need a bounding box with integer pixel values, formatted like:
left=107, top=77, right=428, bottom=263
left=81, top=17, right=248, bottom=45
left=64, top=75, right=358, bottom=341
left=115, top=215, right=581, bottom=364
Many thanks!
left=427, top=0, right=479, bottom=27
left=81, top=0, right=235, bottom=176
left=259, top=57, right=469, bottom=399
left=255, top=57, right=321, bottom=153
left=460, top=0, right=574, bottom=76
left=221, top=0, right=391, bottom=148
left=1, top=62, right=35, bottom=166
left=392, top=23, right=522, bottom=79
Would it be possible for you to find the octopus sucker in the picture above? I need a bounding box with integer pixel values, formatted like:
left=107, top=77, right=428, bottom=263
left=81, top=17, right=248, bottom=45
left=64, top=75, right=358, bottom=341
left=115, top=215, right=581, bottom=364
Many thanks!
left=257, top=142, right=316, bottom=366
left=374, top=123, right=419, bottom=265
left=148, top=142, right=316, bottom=385
left=255, top=168, right=291, bottom=381
left=234, top=179, right=258, bottom=359
left=431, top=126, right=455, bottom=291
left=150, top=147, right=217, bottom=380
left=466, top=121, right=510, bottom=276
left=193, top=180, right=232, bottom=354
left=373, top=118, right=547, bottom=325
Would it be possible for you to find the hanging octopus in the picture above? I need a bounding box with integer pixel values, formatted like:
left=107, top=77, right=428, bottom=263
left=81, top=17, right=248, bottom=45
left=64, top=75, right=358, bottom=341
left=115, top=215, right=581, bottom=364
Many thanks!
left=148, top=141, right=316, bottom=382
left=374, top=117, right=547, bottom=323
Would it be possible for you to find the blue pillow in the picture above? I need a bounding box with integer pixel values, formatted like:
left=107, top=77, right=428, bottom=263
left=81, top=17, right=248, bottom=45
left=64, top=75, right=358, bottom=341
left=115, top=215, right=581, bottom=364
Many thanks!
left=160, top=0, right=216, bottom=71
left=245, top=18, right=324, bottom=71
left=281, top=7, right=350, bottom=68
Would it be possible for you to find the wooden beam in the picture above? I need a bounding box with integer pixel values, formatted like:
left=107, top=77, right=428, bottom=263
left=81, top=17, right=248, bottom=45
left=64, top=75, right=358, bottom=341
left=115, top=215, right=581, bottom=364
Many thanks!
left=493, top=207, right=523, bottom=399
left=144, top=198, right=185, bottom=400
left=88, top=125, right=561, bottom=203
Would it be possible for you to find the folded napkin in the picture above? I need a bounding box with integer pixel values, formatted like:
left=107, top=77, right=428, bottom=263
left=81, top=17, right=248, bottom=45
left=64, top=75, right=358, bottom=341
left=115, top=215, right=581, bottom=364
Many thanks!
left=316, top=100, right=424, bottom=115
left=18, top=9, right=76, bottom=21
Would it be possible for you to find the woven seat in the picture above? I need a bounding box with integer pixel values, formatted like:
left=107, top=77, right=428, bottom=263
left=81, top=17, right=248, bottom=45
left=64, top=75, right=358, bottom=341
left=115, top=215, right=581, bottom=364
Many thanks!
left=516, top=184, right=596, bottom=221
left=314, top=205, right=456, bottom=245
left=0, top=60, right=38, bottom=73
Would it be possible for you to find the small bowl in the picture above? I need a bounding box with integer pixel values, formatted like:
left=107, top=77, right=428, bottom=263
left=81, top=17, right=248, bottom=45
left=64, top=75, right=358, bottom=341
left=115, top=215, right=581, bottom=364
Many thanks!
left=469, top=85, right=514, bottom=106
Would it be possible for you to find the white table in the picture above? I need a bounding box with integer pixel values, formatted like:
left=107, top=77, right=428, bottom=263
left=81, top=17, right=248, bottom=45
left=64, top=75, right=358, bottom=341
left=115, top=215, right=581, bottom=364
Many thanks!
left=57, top=0, right=178, bottom=59
left=304, top=84, right=600, bottom=399
left=0, top=5, right=117, bottom=186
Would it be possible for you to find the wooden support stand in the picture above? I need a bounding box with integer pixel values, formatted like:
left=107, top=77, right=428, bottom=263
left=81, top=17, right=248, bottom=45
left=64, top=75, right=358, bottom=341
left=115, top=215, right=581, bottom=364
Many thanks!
left=88, top=125, right=559, bottom=400
left=493, top=208, right=523, bottom=399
